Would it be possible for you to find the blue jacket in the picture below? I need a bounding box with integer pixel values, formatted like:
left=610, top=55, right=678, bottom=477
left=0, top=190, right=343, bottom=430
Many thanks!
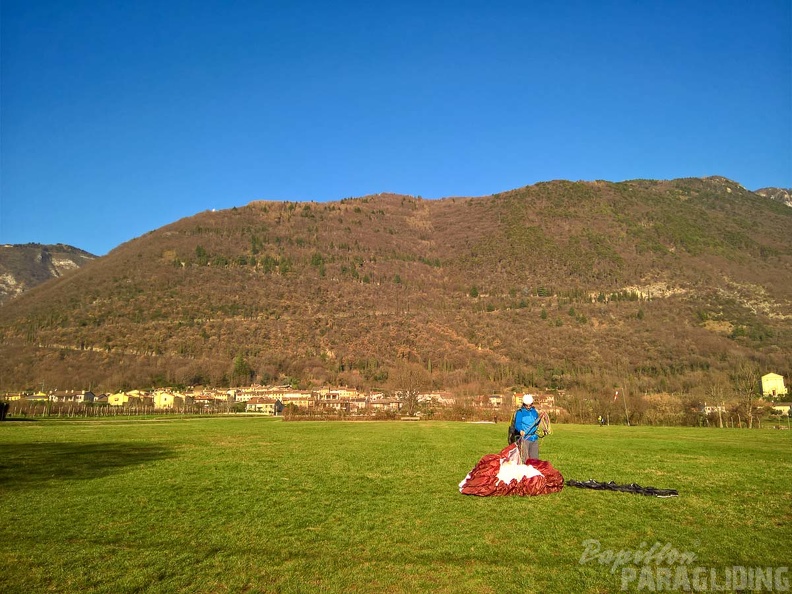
left=514, top=406, right=540, bottom=442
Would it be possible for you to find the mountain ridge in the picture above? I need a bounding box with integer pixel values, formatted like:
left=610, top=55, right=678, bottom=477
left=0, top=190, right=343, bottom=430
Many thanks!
left=0, top=243, right=96, bottom=304
left=755, top=187, right=792, bottom=208
left=1, top=176, right=790, bottom=397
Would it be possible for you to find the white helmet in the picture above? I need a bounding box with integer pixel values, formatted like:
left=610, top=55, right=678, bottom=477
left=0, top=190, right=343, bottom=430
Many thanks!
left=522, top=394, right=534, bottom=406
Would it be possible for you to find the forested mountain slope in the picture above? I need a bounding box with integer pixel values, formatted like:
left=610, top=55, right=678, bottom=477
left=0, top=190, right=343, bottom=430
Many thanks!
left=1, top=176, right=789, bottom=396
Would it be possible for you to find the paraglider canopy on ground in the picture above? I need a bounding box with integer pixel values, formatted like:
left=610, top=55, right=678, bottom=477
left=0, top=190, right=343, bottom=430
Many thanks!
left=459, top=443, right=564, bottom=497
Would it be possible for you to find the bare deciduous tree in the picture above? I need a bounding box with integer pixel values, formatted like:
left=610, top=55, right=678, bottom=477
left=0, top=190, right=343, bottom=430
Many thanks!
left=731, top=362, right=760, bottom=429
left=706, top=380, right=727, bottom=428
left=390, top=362, right=431, bottom=416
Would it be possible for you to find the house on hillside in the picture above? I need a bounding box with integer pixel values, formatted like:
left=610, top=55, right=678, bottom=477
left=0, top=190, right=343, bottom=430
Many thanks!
left=511, top=393, right=556, bottom=408
left=317, top=390, right=340, bottom=402
left=370, top=398, right=402, bottom=412
left=193, top=395, right=216, bottom=408
left=153, top=391, right=184, bottom=409
left=214, top=391, right=235, bottom=404
left=234, top=390, right=254, bottom=403
left=316, top=387, right=360, bottom=400
left=245, top=397, right=283, bottom=415
left=108, top=392, right=137, bottom=406
left=771, top=403, right=791, bottom=417
left=702, top=402, right=726, bottom=414
left=75, top=390, right=95, bottom=403
left=269, top=388, right=313, bottom=401
left=318, top=399, right=350, bottom=413
left=417, top=391, right=454, bottom=405
left=762, top=373, right=787, bottom=399
left=348, top=398, right=369, bottom=414
left=48, top=390, right=95, bottom=403
left=270, top=389, right=314, bottom=408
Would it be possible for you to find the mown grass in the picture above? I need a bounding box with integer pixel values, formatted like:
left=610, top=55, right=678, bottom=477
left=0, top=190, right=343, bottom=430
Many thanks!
left=1, top=419, right=790, bottom=593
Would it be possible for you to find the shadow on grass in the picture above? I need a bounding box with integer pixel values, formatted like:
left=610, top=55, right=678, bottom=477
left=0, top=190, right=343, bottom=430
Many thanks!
left=0, top=442, right=174, bottom=490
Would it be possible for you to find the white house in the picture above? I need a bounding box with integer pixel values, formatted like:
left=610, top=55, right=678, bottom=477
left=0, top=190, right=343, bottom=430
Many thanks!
left=771, top=403, right=791, bottom=417
left=762, top=373, right=787, bottom=398
left=48, top=390, right=95, bottom=403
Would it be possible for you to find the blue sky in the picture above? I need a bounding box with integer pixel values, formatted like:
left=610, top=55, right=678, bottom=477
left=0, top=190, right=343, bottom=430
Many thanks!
left=2, top=0, right=790, bottom=256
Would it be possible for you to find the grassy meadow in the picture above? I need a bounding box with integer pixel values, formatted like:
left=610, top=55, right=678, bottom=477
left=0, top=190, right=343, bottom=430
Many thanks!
left=1, top=418, right=790, bottom=593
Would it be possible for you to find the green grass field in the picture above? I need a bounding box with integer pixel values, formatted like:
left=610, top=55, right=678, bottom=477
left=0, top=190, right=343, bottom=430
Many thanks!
left=1, top=418, right=790, bottom=593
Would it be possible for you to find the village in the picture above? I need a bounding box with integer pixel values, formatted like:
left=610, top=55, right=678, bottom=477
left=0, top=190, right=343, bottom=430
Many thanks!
left=0, top=384, right=567, bottom=419
left=1, top=373, right=790, bottom=425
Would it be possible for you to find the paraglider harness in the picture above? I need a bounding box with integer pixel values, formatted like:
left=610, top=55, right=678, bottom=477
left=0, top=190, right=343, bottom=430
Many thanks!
left=507, top=408, right=551, bottom=445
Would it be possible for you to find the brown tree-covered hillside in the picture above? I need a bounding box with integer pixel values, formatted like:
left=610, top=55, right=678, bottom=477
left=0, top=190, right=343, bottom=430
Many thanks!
left=0, top=177, right=790, bottom=397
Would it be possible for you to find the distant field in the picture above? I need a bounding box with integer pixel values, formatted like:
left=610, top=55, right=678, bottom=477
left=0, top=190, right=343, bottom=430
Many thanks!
left=1, top=419, right=790, bottom=593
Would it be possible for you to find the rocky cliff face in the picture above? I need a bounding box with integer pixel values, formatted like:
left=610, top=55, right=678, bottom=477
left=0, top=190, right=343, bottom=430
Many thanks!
left=755, top=187, right=792, bottom=208
left=0, top=244, right=96, bottom=303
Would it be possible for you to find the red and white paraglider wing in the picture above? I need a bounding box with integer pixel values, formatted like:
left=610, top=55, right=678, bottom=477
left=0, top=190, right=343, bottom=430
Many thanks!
left=459, top=444, right=564, bottom=496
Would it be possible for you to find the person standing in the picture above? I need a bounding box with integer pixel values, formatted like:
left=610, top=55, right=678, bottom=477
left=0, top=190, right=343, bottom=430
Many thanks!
left=515, top=394, right=540, bottom=462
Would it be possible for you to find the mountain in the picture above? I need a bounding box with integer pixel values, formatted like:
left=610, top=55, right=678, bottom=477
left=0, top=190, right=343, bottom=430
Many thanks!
left=0, top=176, right=790, bottom=398
left=755, top=187, right=792, bottom=208
left=0, top=244, right=96, bottom=304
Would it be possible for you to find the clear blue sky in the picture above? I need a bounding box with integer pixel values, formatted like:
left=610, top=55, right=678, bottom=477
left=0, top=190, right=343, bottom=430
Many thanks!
left=2, top=0, right=790, bottom=256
